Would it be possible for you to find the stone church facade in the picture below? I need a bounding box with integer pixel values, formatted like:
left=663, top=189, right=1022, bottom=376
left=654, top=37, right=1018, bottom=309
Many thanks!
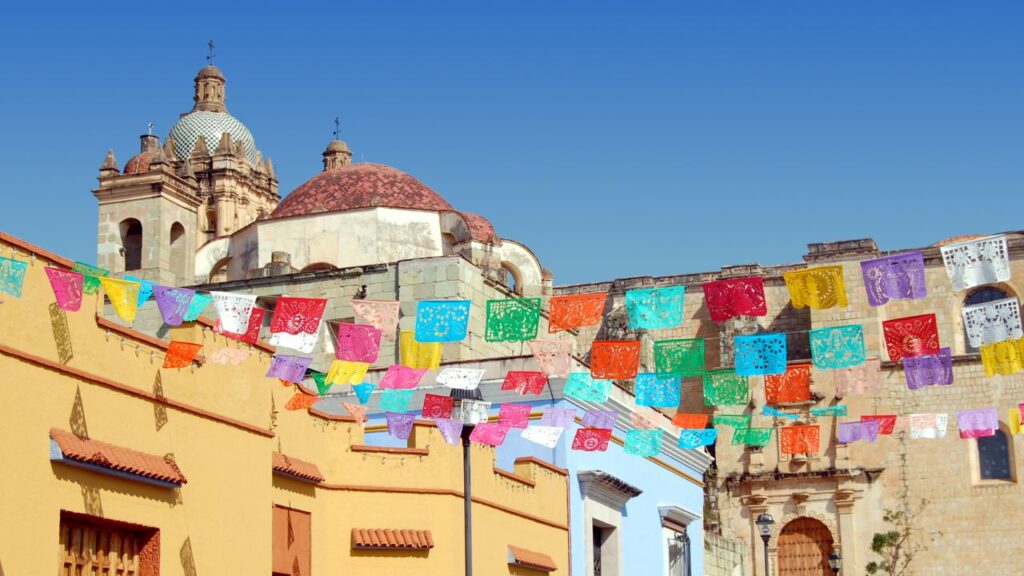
left=558, top=236, right=1024, bottom=575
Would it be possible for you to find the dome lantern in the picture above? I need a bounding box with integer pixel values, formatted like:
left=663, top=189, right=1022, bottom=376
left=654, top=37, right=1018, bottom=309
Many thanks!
left=193, top=65, right=227, bottom=113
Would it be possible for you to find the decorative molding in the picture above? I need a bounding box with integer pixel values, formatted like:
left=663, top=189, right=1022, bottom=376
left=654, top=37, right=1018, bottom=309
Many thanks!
left=578, top=470, right=643, bottom=510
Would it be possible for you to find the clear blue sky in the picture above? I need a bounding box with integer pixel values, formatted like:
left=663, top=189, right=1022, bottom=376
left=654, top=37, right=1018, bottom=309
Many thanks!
left=0, top=2, right=1021, bottom=285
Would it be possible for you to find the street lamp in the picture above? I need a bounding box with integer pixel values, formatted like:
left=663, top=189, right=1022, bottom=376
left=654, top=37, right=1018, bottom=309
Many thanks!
left=755, top=513, right=775, bottom=576
left=451, top=388, right=487, bottom=576
left=828, top=550, right=841, bottom=574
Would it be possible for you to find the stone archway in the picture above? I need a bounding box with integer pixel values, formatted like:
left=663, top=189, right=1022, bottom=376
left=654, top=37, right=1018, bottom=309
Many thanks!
left=777, top=517, right=834, bottom=576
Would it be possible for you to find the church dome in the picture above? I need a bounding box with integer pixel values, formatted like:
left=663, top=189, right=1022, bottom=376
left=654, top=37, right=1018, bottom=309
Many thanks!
left=123, top=151, right=154, bottom=175
left=167, top=110, right=258, bottom=166
left=271, top=163, right=454, bottom=219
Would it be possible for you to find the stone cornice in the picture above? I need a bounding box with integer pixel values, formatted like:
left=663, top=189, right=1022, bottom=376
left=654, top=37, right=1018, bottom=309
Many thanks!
left=578, top=470, right=642, bottom=510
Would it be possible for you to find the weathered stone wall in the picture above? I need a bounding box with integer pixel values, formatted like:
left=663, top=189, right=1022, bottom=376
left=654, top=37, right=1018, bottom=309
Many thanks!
left=704, top=532, right=748, bottom=576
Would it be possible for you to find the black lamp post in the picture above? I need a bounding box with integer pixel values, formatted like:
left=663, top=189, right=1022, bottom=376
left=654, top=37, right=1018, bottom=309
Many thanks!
left=828, top=550, right=841, bottom=574
left=755, top=513, right=775, bottom=576
left=451, top=388, right=486, bottom=576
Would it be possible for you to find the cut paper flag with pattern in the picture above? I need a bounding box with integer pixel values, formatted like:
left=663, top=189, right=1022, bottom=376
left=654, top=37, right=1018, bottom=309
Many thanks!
left=780, top=425, right=820, bottom=455
left=624, top=429, right=663, bottom=456
left=834, top=358, right=881, bottom=398
left=124, top=276, right=153, bottom=307
left=634, top=373, right=680, bottom=408
left=654, top=338, right=705, bottom=377
left=386, top=412, right=416, bottom=440
left=45, top=267, right=84, bottom=311
left=940, top=234, right=1011, bottom=291
left=326, top=360, right=370, bottom=386
left=380, top=365, right=428, bottom=390
left=703, top=276, right=767, bottom=322
left=733, top=333, right=787, bottom=376
left=521, top=426, right=564, bottom=448
left=838, top=420, right=881, bottom=444
left=310, top=372, right=331, bottom=396
left=183, top=292, right=212, bottom=322
left=582, top=409, right=617, bottom=429
left=334, top=323, right=382, bottom=363
left=980, top=338, right=1024, bottom=377
left=678, top=429, right=718, bottom=449
left=903, top=348, right=953, bottom=390
left=266, top=355, right=313, bottom=384
left=436, top=367, right=486, bottom=390
left=860, top=251, right=927, bottom=307
left=215, top=307, right=265, bottom=345
left=548, top=292, right=608, bottom=333
left=762, top=406, right=799, bottom=421
left=415, top=300, right=471, bottom=343
left=962, top=297, right=1022, bottom=348
left=455, top=399, right=491, bottom=424
left=909, top=413, right=949, bottom=439
left=469, top=422, right=511, bottom=447
left=207, top=348, right=250, bottom=365
left=703, top=370, right=749, bottom=406
left=564, top=372, right=613, bottom=402
left=399, top=331, right=443, bottom=370
left=72, top=261, right=108, bottom=295
left=957, top=407, right=998, bottom=439
left=436, top=418, right=464, bottom=445
left=498, top=404, right=532, bottom=428
left=809, top=325, right=866, bottom=369
left=590, top=340, right=641, bottom=380
left=630, top=410, right=662, bottom=430
left=541, top=408, right=576, bottom=429
left=625, top=286, right=685, bottom=330
left=732, top=427, right=772, bottom=447
left=379, top=389, right=415, bottom=413
left=861, top=414, right=898, bottom=435
left=351, top=299, right=400, bottom=340
left=672, top=413, right=709, bottom=429
left=810, top=405, right=848, bottom=418
left=342, top=402, right=368, bottom=422
left=152, top=286, right=195, bottom=327
left=162, top=341, right=203, bottom=369
left=528, top=339, right=575, bottom=377
left=285, top=392, right=320, bottom=411
left=211, top=292, right=257, bottom=335
left=765, top=363, right=811, bottom=404
left=99, top=277, right=140, bottom=323
left=712, top=414, right=751, bottom=430
left=353, top=383, right=375, bottom=404
left=501, top=371, right=548, bottom=396
left=421, top=394, right=454, bottom=419
left=883, top=314, right=940, bottom=362
left=783, top=265, right=847, bottom=310
left=269, top=297, right=327, bottom=353
left=571, top=428, right=612, bottom=452
left=1011, top=405, right=1022, bottom=435
left=485, top=298, right=541, bottom=342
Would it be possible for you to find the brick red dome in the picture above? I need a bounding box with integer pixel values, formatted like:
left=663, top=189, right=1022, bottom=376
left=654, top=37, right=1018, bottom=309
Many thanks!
left=271, top=163, right=454, bottom=219
left=123, top=152, right=154, bottom=175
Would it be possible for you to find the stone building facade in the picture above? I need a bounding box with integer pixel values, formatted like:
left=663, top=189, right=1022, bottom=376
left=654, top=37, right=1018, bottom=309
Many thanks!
left=555, top=235, right=1024, bottom=575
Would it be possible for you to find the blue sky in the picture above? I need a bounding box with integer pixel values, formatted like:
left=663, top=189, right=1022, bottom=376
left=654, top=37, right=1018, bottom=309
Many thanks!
left=0, top=2, right=1021, bottom=285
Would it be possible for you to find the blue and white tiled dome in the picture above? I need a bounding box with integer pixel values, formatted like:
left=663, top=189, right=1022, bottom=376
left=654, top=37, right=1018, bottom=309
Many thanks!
left=167, top=110, right=258, bottom=166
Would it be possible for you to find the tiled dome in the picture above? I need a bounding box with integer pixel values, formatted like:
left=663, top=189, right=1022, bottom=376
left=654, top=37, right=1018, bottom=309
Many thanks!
left=167, top=110, right=258, bottom=166
left=271, top=163, right=455, bottom=219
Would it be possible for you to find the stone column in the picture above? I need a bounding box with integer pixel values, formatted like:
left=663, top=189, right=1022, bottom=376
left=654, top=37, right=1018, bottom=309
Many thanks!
left=835, top=489, right=858, bottom=575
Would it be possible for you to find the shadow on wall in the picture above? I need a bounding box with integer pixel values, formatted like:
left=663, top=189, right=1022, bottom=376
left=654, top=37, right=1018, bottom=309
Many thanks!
left=351, top=549, right=431, bottom=560
left=181, top=537, right=197, bottom=576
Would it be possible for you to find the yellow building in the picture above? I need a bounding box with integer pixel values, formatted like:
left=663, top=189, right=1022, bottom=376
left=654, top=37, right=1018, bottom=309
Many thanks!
left=0, top=231, right=568, bottom=575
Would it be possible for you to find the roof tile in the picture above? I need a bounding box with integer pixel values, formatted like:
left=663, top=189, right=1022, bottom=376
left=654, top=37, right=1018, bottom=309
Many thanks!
left=50, top=428, right=187, bottom=485
left=352, top=528, right=434, bottom=550
left=508, top=545, right=558, bottom=572
left=272, top=452, right=325, bottom=483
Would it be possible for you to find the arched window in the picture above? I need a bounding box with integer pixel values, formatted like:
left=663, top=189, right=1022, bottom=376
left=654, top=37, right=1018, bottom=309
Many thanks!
left=977, top=428, right=1014, bottom=481
left=205, top=209, right=217, bottom=234
left=169, top=222, right=186, bottom=280
left=209, top=257, right=230, bottom=283
left=119, top=218, right=143, bottom=271
left=964, top=287, right=1010, bottom=353
left=501, top=261, right=522, bottom=296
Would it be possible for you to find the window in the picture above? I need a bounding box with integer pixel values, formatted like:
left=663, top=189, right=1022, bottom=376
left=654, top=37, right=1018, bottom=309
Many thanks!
left=978, top=429, right=1013, bottom=481
left=501, top=261, right=523, bottom=295
left=964, top=287, right=1009, bottom=353
left=667, top=531, right=691, bottom=576
left=59, top=512, right=158, bottom=576
left=170, top=222, right=186, bottom=279
left=119, top=218, right=143, bottom=271
left=592, top=523, right=616, bottom=576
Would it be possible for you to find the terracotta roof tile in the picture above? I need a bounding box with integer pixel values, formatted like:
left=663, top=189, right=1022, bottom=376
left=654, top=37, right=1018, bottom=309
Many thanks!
left=459, top=211, right=501, bottom=244
left=272, top=452, right=324, bottom=483
left=507, top=545, right=557, bottom=572
left=50, top=428, right=187, bottom=486
left=351, top=528, right=434, bottom=550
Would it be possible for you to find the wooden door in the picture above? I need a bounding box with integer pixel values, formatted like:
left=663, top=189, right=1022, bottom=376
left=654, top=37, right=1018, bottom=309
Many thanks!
left=59, top=519, right=140, bottom=576
left=777, top=517, right=833, bottom=576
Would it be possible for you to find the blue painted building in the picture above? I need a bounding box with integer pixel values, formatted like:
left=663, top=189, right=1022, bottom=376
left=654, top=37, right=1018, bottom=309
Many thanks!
left=345, top=355, right=714, bottom=576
